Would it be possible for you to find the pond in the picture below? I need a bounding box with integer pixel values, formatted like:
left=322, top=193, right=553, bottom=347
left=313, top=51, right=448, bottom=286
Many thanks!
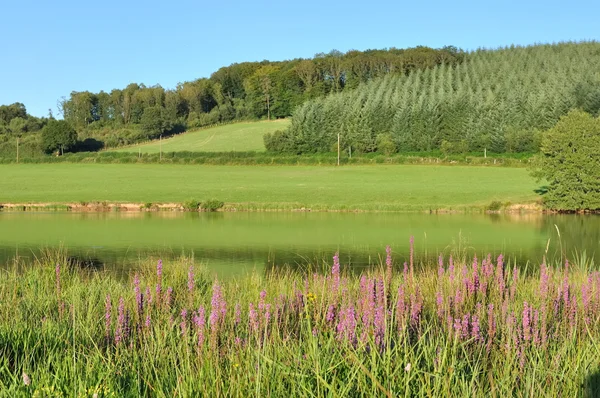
left=0, top=212, right=598, bottom=277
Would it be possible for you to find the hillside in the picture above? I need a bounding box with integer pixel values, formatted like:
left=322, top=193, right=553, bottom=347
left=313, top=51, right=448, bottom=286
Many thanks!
left=266, top=41, right=600, bottom=154
left=115, top=120, right=289, bottom=153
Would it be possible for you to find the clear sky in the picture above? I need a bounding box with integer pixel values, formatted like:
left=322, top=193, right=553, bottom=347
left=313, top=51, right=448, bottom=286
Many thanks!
left=1, top=0, right=598, bottom=117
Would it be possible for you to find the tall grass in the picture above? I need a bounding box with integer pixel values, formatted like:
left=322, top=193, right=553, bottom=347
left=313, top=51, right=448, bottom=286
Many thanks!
left=1, top=242, right=599, bottom=396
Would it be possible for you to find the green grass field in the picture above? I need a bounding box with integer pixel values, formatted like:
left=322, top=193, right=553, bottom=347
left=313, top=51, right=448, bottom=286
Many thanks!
left=115, top=120, right=290, bottom=153
left=0, top=164, right=540, bottom=210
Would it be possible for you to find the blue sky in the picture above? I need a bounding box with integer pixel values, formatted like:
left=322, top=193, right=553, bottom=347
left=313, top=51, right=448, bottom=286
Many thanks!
left=1, top=0, right=598, bottom=117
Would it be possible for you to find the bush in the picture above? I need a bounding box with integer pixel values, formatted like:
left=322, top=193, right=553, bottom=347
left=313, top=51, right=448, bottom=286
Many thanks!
left=201, top=199, right=224, bottom=212
left=531, top=110, right=600, bottom=211
left=376, top=133, right=397, bottom=156
left=182, top=199, right=201, bottom=211
left=440, top=140, right=469, bottom=155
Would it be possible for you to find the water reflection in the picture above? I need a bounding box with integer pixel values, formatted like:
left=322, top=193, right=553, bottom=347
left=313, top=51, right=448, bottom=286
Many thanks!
left=0, top=212, right=597, bottom=278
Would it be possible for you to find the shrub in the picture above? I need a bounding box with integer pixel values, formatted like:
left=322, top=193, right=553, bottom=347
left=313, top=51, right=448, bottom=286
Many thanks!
left=201, top=199, right=224, bottom=212
left=486, top=201, right=503, bottom=211
left=376, top=133, right=397, bottom=156
left=531, top=110, right=600, bottom=211
left=182, top=199, right=201, bottom=211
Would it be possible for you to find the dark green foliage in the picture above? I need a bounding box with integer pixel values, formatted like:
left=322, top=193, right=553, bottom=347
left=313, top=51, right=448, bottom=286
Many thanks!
left=40, top=120, right=78, bottom=154
left=182, top=199, right=201, bottom=211
left=486, top=201, right=503, bottom=211
left=141, top=106, right=170, bottom=139
left=276, top=42, right=600, bottom=154
left=201, top=199, right=224, bottom=212
left=376, top=133, right=397, bottom=156
left=52, top=46, right=461, bottom=149
left=531, top=110, right=600, bottom=211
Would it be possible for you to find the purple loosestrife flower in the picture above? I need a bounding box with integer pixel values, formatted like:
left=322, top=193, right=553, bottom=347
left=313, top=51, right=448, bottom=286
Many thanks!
left=259, top=290, right=267, bottom=313
left=210, top=282, right=225, bottom=330
left=396, top=284, right=406, bottom=331
left=187, top=265, right=194, bottom=293
left=510, top=266, right=518, bottom=300
left=165, top=287, right=173, bottom=308
left=568, top=295, right=577, bottom=335
left=234, top=303, right=241, bottom=326
left=438, top=254, right=444, bottom=279
left=453, top=318, right=462, bottom=337
left=156, top=259, right=163, bottom=302
left=134, top=273, right=142, bottom=316
left=180, top=308, right=188, bottom=335
left=374, top=279, right=386, bottom=346
left=385, top=246, right=393, bottom=287
left=326, top=305, right=336, bottom=324
left=104, top=294, right=111, bottom=341
left=332, top=252, right=341, bottom=294
left=471, top=314, right=482, bottom=343
left=336, top=305, right=356, bottom=344
left=145, top=314, right=151, bottom=329
left=265, top=303, right=272, bottom=327
left=460, top=314, right=470, bottom=339
left=410, top=291, right=422, bottom=328
left=436, top=291, right=444, bottom=319
left=522, top=302, right=531, bottom=342
left=448, top=255, right=455, bottom=283
left=195, top=306, right=206, bottom=347
left=145, top=286, right=152, bottom=306
left=249, top=303, right=259, bottom=333
left=115, top=297, right=125, bottom=345
left=362, top=278, right=375, bottom=328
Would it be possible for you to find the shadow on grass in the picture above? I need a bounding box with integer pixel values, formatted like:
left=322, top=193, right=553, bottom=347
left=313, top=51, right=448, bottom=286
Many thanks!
left=584, top=368, right=600, bottom=397
left=533, top=185, right=549, bottom=195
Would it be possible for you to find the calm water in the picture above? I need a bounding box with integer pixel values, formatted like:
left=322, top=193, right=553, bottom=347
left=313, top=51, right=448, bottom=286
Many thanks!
left=0, top=212, right=598, bottom=277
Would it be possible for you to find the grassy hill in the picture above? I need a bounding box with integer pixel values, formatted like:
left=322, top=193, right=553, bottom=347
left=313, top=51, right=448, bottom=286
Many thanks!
left=115, top=120, right=290, bottom=153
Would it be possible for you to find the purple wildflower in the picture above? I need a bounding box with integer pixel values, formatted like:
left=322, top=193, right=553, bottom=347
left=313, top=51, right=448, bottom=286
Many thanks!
left=115, top=297, right=125, bottom=345
left=234, top=303, right=241, bottom=326
left=134, top=273, right=142, bottom=316
left=326, top=305, right=336, bottom=323
left=187, top=265, right=194, bottom=293
left=145, top=314, right=151, bottom=329
left=471, top=314, right=482, bottom=342
left=396, top=285, right=406, bottom=331
left=385, top=246, right=393, bottom=287
left=165, top=287, right=173, bottom=308
left=332, top=252, right=341, bottom=293
left=180, top=308, right=188, bottom=335
left=522, top=302, right=531, bottom=342
left=438, top=254, right=444, bottom=279
left=448, top=255, right=455, bottom=283
left=210, top=282, right=226, bottom=330
left=249, top=303, right=259, bottom=333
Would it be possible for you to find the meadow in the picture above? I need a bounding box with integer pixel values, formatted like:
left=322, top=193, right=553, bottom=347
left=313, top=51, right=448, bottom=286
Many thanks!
left=1, top=244, right=599, bottom=396
left=114, top=120, right=290, bottom=154
left=0, top=164, right=539, bottom=211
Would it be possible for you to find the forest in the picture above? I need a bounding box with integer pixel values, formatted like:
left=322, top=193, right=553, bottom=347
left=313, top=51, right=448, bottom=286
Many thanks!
left=266, top=42, right=600, bottom=154
left=0, top=46, right=461, bottom=156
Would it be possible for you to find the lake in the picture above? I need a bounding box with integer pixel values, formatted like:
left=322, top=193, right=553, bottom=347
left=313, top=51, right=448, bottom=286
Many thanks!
left=0, top=212, right=598, bottom=277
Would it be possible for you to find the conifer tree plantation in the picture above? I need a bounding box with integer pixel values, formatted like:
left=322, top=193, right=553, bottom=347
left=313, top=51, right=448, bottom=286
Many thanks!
left=267, top=42, right=600, bottom=155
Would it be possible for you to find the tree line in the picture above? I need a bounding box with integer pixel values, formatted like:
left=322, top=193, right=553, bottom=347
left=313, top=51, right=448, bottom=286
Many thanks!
left=266, top=42, right=600, bottom=154
left=57, top=46, right=463, bottom=147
